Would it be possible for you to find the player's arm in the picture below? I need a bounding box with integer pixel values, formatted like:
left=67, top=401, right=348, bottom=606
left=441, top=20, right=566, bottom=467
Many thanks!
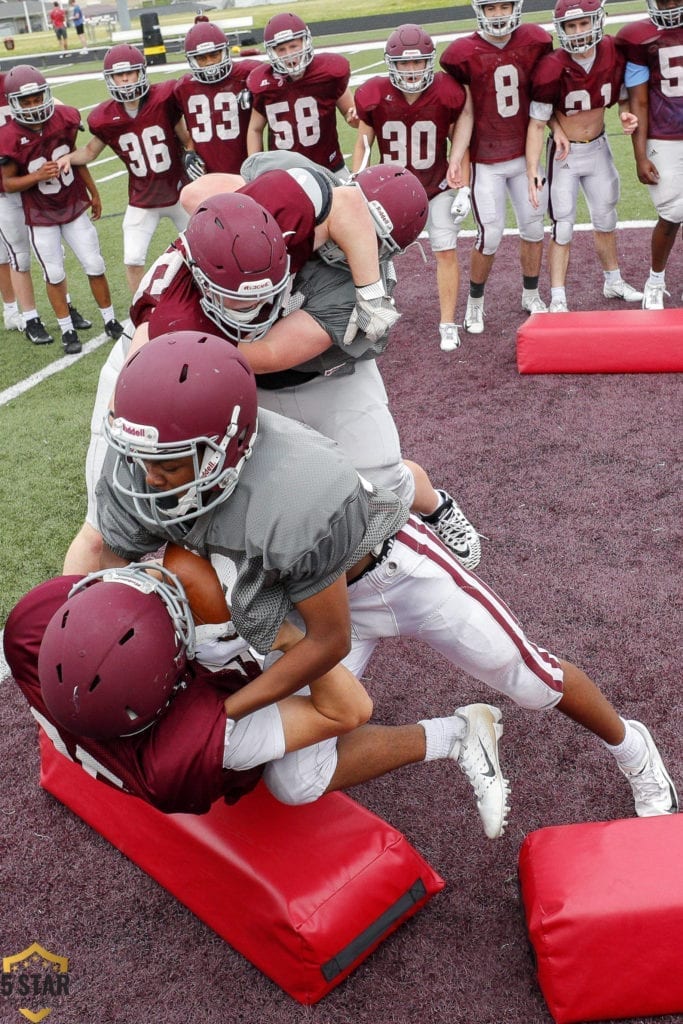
left=323, top=184, right=382, bottom=287
left=180, top=171, right=245, bottom=214
left=526, top=116, right=548, bottom=209
left=238, top=308, right=332, bottom=372
left=446, top=85, right=473, bottom=188
left=174, top=115, right=191, bottom=150
left=351, top=119, right=376, bottom=173
left=1, top=158, right=60, bottom=193
left=221, top=574, right=357, bottom=722
left=77, top=164, right=102, bottom=219
left=246, top=107, right=267, bottom=155
left=163, top=545, right=372, bottom=738
left=626, top=80, right=657, bottom=183
left=64, top=134, right=106, bottom=167
left=337, top=86, right=358, bottom=128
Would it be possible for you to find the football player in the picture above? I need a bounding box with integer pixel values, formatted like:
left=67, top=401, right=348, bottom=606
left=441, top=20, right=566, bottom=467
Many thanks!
left=62, top=158, right=405, bottom=576
left=441, top=0, right=552, bottom=333
left=526, top=0, right=643, bottom=312
left=0, top=70, right=76, bottom=345
left=175, top=18, right=261, bottom=178
left=97, top=332, right=678, bottom=828
left=0, top=65, right=123, bottom=354
left=616, top=0, right=683, bottom=308
left=63, top=44, right=190, bottom=294
left=5, top=551, right=511, bottom=836
left=78, top=161, right=480, bottom=569
left=352, top=23, right=473, bottom=352
left=246, top=12, right=355, bottom=178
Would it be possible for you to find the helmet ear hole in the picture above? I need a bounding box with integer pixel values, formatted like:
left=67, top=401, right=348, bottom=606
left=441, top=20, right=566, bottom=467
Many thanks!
left=39, top=565, right=195, bottom=739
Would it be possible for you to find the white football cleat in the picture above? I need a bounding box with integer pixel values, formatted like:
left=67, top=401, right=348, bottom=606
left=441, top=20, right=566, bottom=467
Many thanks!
left=521, top=293, right=548, bottom=314
left=450, top=703, right=510, bottom=838
left=620, top=721, right=678, bottom=817
left=549, top=299, right=569, bottom=313
left=439, top=322, right=460, bottom=352
left=603, top=279, right=643, bottom=302
left=642, top=281, right=668, bottom=310
left=464, top=298, right=485, bottom=334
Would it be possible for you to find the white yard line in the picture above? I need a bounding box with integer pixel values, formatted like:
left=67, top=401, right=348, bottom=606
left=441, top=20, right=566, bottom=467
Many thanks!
left=0, top=321, right=132, bottom=408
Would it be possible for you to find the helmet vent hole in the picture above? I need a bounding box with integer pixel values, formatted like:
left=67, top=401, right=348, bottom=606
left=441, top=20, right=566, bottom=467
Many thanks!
left=125, top=707, right=140, bottom=722
left=88, top=674, right=102, bottom=693
left=118, top=628, right=135, bottom=645
left=56, top=663, right=63, bottom=684
left=179, top=363, right=190, bottom=384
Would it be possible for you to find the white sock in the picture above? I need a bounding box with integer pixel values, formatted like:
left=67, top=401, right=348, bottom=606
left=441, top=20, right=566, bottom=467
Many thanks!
left=603, top=269, right=621, bottom=285
left=57, top=315, right=73, bottom=333
left=604, top=719, right=647, bottom=770
left=419, top=713, right=468, bottom=761
left=551, top=286, right=567, bottom=303
left=648, top=269, right=665, bottom=285
left=4, top=301, right=19, bottom=315
left=23, top=308, right=38, bottom=321
left=100, top=306, right=115, bottom=323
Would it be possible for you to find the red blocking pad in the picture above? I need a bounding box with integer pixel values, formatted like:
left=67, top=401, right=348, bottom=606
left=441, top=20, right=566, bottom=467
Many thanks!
left=517, top=308, right=683, bottom=374
left=38, top=730, right=445, bottom=1004
left=518, top=816, right=683, bottom=1023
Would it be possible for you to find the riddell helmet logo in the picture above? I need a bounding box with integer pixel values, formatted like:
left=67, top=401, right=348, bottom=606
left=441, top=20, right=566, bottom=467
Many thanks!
left=1, top=943, right=70, bottom=1022
left=110, top=416, right=160, bottom=446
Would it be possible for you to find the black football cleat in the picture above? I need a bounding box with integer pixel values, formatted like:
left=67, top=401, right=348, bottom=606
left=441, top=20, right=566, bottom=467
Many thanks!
left=62, top=329, right=82, bottom=355
left=25, top=317, right=54, bottom=345
left=68, top=305, right=93, bottom=331
left=104, top=318, right=125, bottom=340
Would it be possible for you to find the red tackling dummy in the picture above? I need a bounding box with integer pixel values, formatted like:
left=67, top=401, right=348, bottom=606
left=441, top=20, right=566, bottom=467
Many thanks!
left=519, top=816, right=683, bottom=1023
left=39, top=730, right=445, bottom=1004
left=517, top=309, right=683, bottom=374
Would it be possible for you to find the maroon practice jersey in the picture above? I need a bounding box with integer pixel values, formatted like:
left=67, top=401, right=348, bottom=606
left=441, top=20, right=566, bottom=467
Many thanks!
left=440, top=24, right=553, bottom=162
left=4, top=576, right=264, bottom=816
left=530, top=36, right=625, bottom=114
left=174, top=60, right=260, bottom=174
left=616, top=20, right=683, bottom=140
left=132, top=169, right=320, bottom=335
left=0, top=104, right=90, bottom=226
left=88, top=79, right=188, bottom=208
left=247, top=52, right=350, bottom=171
left=354, top=73, right=466, bottom=199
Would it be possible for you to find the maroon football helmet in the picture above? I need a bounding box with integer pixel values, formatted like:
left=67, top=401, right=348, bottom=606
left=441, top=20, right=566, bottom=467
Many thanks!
left=5, top=65, right=54, bottom=126
left=38, top=565, right=192, bottom=739
left=103, top=44, right=149, bottom=102
left=553, top=0, right=605, bottom=52
left=184, top=20, right=232, bottom=83
left=263, top=12, right=314, bottom=76
left=384, top=24, right=436, bottom=94
left=319, top=163, right=429, bottom=267
left=646, top=0, right=683, bottom=28
left=104, top=331, right=259, bottom=527
left=182, top=192, right=291, bottom=342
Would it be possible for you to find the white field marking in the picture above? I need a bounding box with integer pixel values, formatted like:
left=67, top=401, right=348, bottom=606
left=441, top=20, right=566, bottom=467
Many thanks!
left=0, top=640, right=7, bottom=685
left=0, top=321, right=133, bottom=408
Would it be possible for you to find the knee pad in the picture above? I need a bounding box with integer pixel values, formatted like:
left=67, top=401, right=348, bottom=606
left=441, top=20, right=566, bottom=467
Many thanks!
left=552, top=219, right=575, bottom=246
left=368, top=460, right=416, bottom=506
left=477, top=222, right=504, bottom=256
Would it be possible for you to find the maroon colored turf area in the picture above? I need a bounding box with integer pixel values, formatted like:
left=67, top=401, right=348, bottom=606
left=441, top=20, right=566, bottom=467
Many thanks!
left=1, top=227, right=681, bottom=1023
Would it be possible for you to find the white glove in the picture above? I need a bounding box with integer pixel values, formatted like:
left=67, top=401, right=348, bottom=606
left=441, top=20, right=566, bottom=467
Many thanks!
left=194, top=621, right=251, bottom=673
left=342, top=281, right=401, bottom=346
left=451, top=187, right=471, bottom=225
left=183, top=150, right=206, bottom=182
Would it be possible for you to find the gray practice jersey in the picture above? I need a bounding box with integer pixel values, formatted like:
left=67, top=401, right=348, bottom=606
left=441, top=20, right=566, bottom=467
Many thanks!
left=97, top=410, right=409, bottom=652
